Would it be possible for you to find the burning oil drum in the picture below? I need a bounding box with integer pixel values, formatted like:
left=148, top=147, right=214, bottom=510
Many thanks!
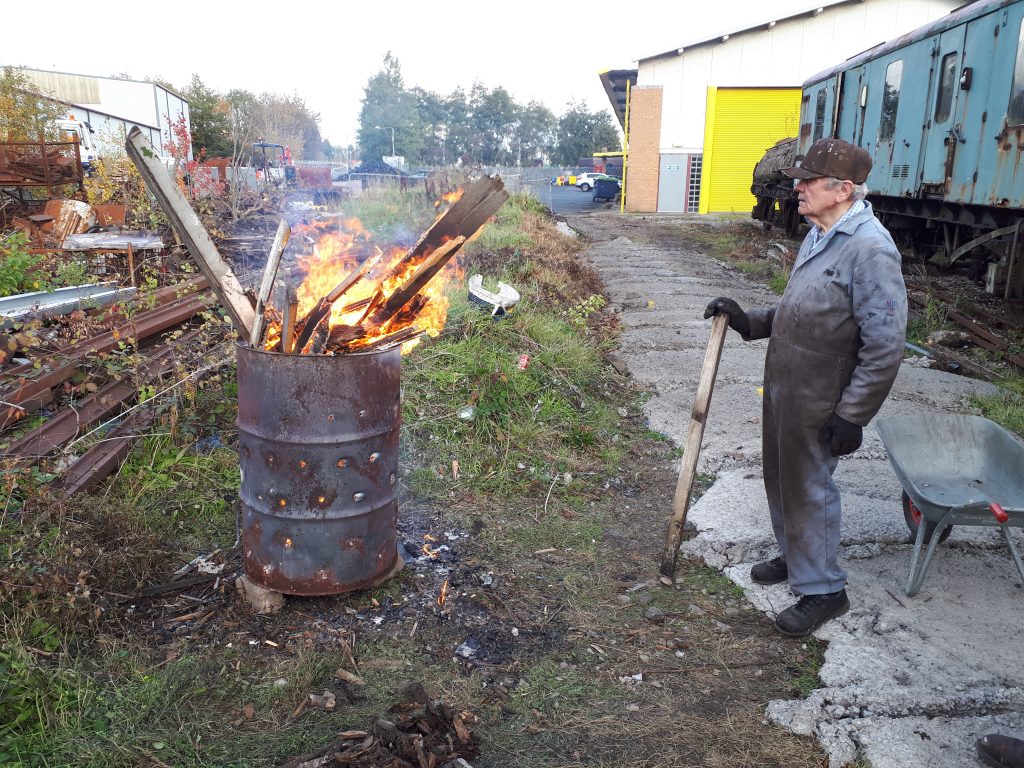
left=236, top=342, right=402, bottom=595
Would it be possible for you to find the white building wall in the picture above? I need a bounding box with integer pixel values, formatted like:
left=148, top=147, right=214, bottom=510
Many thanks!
left=92, top=79, right=158, bottom=127
left=18, top=68, right=191, bottom=158
left=639, top=0, right=960, bottom=151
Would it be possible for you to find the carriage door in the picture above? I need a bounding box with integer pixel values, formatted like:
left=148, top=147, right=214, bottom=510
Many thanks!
left=919, top=27, right=967, bottom=190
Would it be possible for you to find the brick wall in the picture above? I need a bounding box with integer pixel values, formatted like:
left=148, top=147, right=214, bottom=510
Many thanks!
left=625, top=86, right=662, bottom=213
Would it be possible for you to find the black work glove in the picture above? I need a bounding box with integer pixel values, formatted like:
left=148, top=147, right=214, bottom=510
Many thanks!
left=703, top=297, right=750, bottom=337
left=818, top=413, right=863, bottom=457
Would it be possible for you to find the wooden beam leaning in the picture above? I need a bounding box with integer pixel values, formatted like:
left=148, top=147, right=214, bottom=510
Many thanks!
left=250, top=218, right=291, bottom=346
left=390, top=176, right=508, bottom=275
left=125, top=127, right=256, bottom=341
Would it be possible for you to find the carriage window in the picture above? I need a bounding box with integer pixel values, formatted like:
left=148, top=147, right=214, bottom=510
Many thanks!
left=813, top=89, right=827, bottom=141
left=935, top=53, right=957, bottom=123
left=879, top=59, right=903, bottom=141
left=1009, top=21, right=1024, bottom=125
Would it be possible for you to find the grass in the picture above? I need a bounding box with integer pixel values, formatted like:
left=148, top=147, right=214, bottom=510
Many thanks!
left=664, top=222, right=793, bottom=296
left=970, top=373, right=1024, bottom=437
left=786, top=638, right=827, bottom=697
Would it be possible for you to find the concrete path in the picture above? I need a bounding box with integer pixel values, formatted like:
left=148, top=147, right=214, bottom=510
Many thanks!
left=567, top=213, right=1024, bottom=768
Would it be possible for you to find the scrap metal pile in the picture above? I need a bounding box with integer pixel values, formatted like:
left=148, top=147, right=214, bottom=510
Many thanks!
left=0, top=277, right=214, bottom=493
left=0, top=140, right=84, bottom=187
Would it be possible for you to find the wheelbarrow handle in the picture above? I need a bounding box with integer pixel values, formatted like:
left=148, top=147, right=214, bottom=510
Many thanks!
left=990, top=502, right=1009, bottom=524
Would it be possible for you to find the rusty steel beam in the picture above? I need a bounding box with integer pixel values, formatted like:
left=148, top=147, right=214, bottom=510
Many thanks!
left=56, top=409, right=155, bottom=495
left=0, top=290, right=211, bottom=431
left=3, top=329, right=204, bottom=461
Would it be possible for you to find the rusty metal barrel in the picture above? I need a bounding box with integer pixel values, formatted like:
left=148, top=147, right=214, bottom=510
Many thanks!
left=236, top=342, right=402, bottom=595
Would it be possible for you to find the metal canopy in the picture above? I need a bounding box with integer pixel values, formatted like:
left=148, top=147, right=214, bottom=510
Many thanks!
left=599, top=69, right=638, bottom=131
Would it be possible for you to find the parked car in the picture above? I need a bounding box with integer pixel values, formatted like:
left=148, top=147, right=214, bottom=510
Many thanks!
left=407, top=169, right=432, bottom=179
left=574, top=172, right=611, bottom=192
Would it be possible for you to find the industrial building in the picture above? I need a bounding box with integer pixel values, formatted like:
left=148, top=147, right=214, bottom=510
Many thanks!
left=602, top=0, right=960, bottom=214
left=15, top=67, right=191, bottom=160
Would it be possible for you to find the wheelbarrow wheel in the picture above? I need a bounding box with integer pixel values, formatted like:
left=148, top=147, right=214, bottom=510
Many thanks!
left=902, top=491, right=953, bottom=544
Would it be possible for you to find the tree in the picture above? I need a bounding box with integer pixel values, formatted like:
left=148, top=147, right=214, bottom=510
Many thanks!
left=470, top=84, right=517, bottom=165
left=554, top=101, right=622, bottom=166
left=185, top=74, right=232, bottom=157
left=411, top=86, right=446, bottom=166
left=514, top=100, right=557, bottom=166
left=442, top=87, right=475, bottom=165
left=0, top=67, right=62, bottom=141
left=356, top=53, right=424, bottom=164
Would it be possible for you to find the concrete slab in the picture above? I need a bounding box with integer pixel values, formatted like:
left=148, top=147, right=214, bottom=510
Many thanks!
left=570, top=214, right=1024, bottom=768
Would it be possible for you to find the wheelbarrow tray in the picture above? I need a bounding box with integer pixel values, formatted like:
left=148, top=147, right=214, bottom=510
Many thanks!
left=875, top=415, right=1024, bottom=526
left=875, top=414, right=1024, bottom=596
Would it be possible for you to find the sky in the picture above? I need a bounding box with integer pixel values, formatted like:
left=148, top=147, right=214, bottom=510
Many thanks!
left=2, top=0, right=818, bottom=147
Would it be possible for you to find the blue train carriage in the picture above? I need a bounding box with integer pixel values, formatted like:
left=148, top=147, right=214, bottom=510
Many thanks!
left=793, top=0, right=1024, bottom=297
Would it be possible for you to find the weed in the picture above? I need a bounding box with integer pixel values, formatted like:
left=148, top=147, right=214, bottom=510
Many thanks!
left=109, top=434, right=238, bottom=549
left=768, top=273, right=789, bottom=295
left=50, top=258, right=93, bottom=290
left=787, top=637, right=827, bottom=697
left=566, top=294, right=607, bottom=329
left=401, top=291, right=621, bottom=499
left=905, top=275, right=960, bottom=344
left=0, top=232, right=45, bottom=297
left=969, top=374, right=1024, bottom=437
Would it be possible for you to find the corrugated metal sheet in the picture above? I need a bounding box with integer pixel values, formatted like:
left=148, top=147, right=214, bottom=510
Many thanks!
left=20, top=71, right=100, bottom=105
left=701, top=88, right=801, bottom=213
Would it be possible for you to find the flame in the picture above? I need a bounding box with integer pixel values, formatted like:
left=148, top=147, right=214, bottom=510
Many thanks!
left=422, top=533, right=440, bottom=559
left=435, top=189, right=463, bottom=210
left=437, top=578, right=449, bottom=607
left=263, top=193, right=469, bottom=356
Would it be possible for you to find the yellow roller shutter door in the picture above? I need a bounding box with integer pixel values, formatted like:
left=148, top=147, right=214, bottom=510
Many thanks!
left=701, top=87, right=801, bottom=214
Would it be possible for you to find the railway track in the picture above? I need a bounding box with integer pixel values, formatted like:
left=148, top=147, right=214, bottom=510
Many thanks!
left=0, top=276, right=226, bottom=495
left=904, top=278, right=1024, bottom=377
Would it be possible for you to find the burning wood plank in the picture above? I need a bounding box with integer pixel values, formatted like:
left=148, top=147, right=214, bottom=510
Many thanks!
left=360, top=325, right=423, bottom=353
left=364, top=236, right=466, bottom=327
left=250, top=219, right=290, bottom=346
left=280, top=286, right=298, bottom=354
left=292, top=247, right=385, bottom=353
left=389, top=175, right=508, bottom=276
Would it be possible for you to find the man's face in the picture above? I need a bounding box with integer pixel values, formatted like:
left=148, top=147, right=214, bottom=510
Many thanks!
left=794, top=176, right=851, bottom=221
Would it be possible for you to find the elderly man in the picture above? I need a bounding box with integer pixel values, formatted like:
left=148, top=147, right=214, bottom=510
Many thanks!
left=705, top=138, right=907, bottom=636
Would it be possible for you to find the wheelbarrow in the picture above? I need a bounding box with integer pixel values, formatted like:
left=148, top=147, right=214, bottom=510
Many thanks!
left=875, top=414, right=1024, bottom=596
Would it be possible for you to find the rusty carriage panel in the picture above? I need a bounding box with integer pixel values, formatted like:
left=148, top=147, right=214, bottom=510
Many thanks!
left=236, top=343, right=403, bottom=595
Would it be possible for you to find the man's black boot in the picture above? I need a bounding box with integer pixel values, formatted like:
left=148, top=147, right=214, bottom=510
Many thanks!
left=977, top=734, right=1024, bottom=768
left=750, top=557, right=788, bottom=585
left=774, top=589, right=849, bottom=637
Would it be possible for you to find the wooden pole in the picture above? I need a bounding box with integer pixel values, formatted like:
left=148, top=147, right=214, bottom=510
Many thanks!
left=250, top=218, right=290, bottom=346
left=659, top=314, right=729, bottom=579
left=125, top=127, right=255, bottom=341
